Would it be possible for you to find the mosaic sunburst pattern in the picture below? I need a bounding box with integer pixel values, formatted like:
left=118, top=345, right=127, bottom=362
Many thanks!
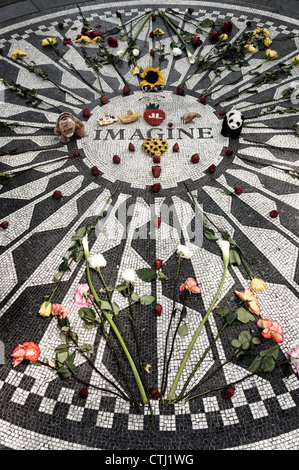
left=0, top=1, right=298, bottom=450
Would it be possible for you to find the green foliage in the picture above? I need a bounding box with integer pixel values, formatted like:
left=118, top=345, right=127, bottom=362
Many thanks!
left=136, top=268, right=157, bottom=282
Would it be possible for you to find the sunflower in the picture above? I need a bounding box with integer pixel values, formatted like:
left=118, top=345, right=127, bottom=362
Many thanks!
left=139, top=66, right=165, bottom=89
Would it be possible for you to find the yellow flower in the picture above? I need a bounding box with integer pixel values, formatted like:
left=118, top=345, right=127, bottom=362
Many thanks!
left=75, top=35, right=91, bottom=44
left=153, top=28, right=165, bottom=36
left=255, top=27, right=261, bottom=34
left=140, top=66, right=165, bottom=88
left=130, top=66, right=140, bottom=76
left=39, top=301, right=52, bottom=317
left=245, top=44, right=256, bottom=53
left=264, top=37, right=272, bottom=47
left=42, top=37, right=57, bottom=47
left=250, top=278, right=267, bottom=292
left=265, top=48, right=278, bottom=60
left=90, top=37, right=102, bottom=44
left=261, top=28, right=271, bottom=37
left=292, top=55, right=299, bottom=65
left=11, top=48, right=28, bottom=60
left=219, top=33, right=228, bottom=41
left=48, top=361, right=56, bottom=369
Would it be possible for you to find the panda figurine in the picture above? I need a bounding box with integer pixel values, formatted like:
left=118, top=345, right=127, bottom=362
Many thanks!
left=221, top=109, right=244, bottom=138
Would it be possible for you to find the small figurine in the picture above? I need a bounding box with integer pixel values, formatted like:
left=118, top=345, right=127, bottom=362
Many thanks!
left=181, top=112, right=201, bottom=124
left=117, top=110, right=141, bottom=124
left=97, top=113, right=119, bottom=126
left=54, top=112, right=85, bottom=143
left=221, top=109, right=244, bottom=138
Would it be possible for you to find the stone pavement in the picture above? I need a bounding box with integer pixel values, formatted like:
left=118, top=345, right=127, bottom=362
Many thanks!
left=0, top=0, right=298, bottom=452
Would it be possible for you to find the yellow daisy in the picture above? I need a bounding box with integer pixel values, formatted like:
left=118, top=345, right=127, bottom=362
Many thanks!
left=140, top=66, right=165, bottom=88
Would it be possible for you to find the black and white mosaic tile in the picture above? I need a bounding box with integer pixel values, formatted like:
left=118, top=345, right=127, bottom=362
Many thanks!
left=0, top=0, right=298, bottom=451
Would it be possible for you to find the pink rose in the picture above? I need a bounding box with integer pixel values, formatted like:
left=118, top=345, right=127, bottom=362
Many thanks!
left=179, top=277, right=201, bottom=294
left=257, top=318, right=283, bottom=343
left=51, top=303, right=70, bottom=318
left=74, top=283, right=93, bottom=308
left=12, top=342, right=40, bottom=367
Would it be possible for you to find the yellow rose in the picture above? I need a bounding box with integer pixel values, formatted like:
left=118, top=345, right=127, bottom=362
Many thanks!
left=250, top=278, right=267, bottom=292
left=11, top=48, right=28, bottom=60
left=219, top=33, right=228, bottom=41
left=153, top=28, right=165, bottom=36
left=130, top=66, right=140, bottom=76
left=265, top=48, right=278, bottom=60
left=255, top=27, right=261, bottom=33
left=39, top=301, right=52, bottom=317
left=261, top=28, right=271, bottom=37
left=292, top=55, right=299, bottom=65
left=42, top=37, right=57, bottom=47
left=245, top=44, right=256, bottom=53
left=75, top=35, right=91, bottom=44
left=264, top=37, right=272, bottom=47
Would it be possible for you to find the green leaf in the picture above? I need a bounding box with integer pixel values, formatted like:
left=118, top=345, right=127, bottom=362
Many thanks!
left=100, top=300, right=112, bottom=311
left=136, top=268, right=157, bottom=282
left=235, top=307, right=255, bottom=323
left=199, top=18, right=214, bottom=28
left=229, top=65, right=241, bottom=72
left=261, top=355, right=275, bottom=372
left=216, top=307, right=230, bottom=317
left=158, top=271, right=169, bottom=281
left=260, top=344, right=279, bottom=360
left=71, top=226, right=86, bottom=241
left=57, top=366, right=72, bottom=379
left=229, top=249, right=241, bottom=266
left=178, top=324, right=188, bottom=337
left=248, top=355, right=262, bottom=373
left=131, top=292, right=140, bottom=302
left=226, top=310, right=238, bottom=324
left=140, top=294, right=155, bottom=305
left=231, top=339, right=242, bottom=348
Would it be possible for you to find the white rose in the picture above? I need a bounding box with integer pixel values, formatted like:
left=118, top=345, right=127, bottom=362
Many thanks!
left=172, top=47, right=182, bottom=56
left=116, top=49, right=126, bottom=58
left=88, top=253, right=107, bottom=269
left=187, top=50, right=196, bottom=64
left=132, top=48, right=140, bottom=57
left=122, top=268, right=136, bottom=284
left=177, top=244, right=192, bottom=259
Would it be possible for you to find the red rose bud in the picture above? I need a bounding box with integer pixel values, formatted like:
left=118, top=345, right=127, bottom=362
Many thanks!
left=100, top=95, right=109, bottom=105
left=270, top=210, right=279, bottom=218
left=150, top=49, right=155, bottom=56
left=113, top=155, right=120, bottom=164
left=154, top=305, right=162, bottom=316
left=63, top=38, right=72, bottom=45
left=210, top=30, right=221, bottom=42
left=153, top=155, right=161, bottom=164
left=0, top=221, right=8, bottom=229
left=116, top=11, right=121, bottom=17
left=176, top=86, right=185, bottom=96
left=191, top=36, right=203, bottom=47
left=223, top=385, right=235, bottom=399
left=123, top=84, right=130, bottom=96
left=150, top=387, right=160, bottom=398
left=91, top=166, right=99, bottom=175
left=246, top=20, right=252, bottom=26
left=152, top=183, right=161, bottom=193
left=128, top=142, right=135, bottom=151
left=58, top=22, right=64, bottom=28
left=168, top=122, right=173, bottom=128
left=219, top=109, right=226, bottom=115
left=200, top=96, right=206, bottom=104
left=83, top=107, right=90, bottom=117
left=173, top=142, right=179, bottom=152
left=152, top=166, right=161, bottom=178
left=223, top=21, right=233, bottom=34
left=235, top=186, right=243, bottom=195
left=79, top=388, right=88, bottom=398
left=208, top=164, right=216, bottom=173
left=226, top=148, right=234, bottom=156
left=153, top=217, right=161, bottom=229
left=72, top=150, right=80, bottom=157
left=188, top=7, right=194, bottom=13
left=191, top=153, right=200, bottom=163
left=154, top=259, right=162, bottom=270
left=53, top=190, right=62, bottom=199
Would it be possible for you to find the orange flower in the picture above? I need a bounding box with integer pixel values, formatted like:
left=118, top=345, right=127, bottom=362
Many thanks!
left=257, top=318, right=283, bottom=343
left=235, top=288, right=260, bottom=315
left=11, top=342, right=40, bottom=367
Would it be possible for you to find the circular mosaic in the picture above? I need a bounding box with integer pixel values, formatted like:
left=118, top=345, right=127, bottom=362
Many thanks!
left=0, top=0, right=298, bottom=451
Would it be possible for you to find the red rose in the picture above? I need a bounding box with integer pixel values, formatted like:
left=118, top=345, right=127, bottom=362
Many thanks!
left=173, top=142, right=179, bottom=152
left=191, top=153, right=200, bottom=163
left=89, top=30, right=101, bottom=39
left=58, top=22, right=64, bottom=28
left=107, top=37, right=118, bottom=48
left=149, top=31, right=155, bottom=38
left=269, top=210, right=279, bottom=218
left=176, top=86, right=185, bottom=95
left=150, top=387, right=160, bottom=398
left=83, top=107, right=90, bottom=117
left=152, top=14, right=156, bottom=20
left=152, top=166, right=161, bottom=178
left=208, top=164, right=216, bottom=173
left=128, top=142, right=135, bottom=151
left=191, top=36, right=203, bottom=47
left=226, top=148, right=233, bottom=156
left=154, top=259, right=162, bottom=270
left=150, top=49, right=155, bottom=56
left=116, top=11, right=121, bottom=18
left=63, top=38, right=72, bottom=45
left=246, top=20, right=252, bottom=26
left=91, top=166, right=99, bottom=175
left=223, top=21, right=233, bottom=34
left=123, top=84, right=130, bottom=96
left=210, top=30, right=221, bottom=42
left=154, top=305, right=162, bottom=316
left=72, top=150, right=80, bottom=157
left=235, top=185, right=243, bottom=195
left=168, top=122, right=173, bottom=127
left=199, top=96, right=206, bottom=104
left=223, top=385, right=234, bottom=399
left=153, top=155, right=161, bottom=164
left=79, top=388, right=88, bottom=398
left=219, top=109, right=226, bottom=115
left=96, top=24, right=101, bottom=28
left=0, top=221, right=8, bottom=229
left=53, top=190, right=62, bottom=199
left=113, top=155, right=120, bottom=164
left=152, top=183, right=161, bottom=193
left=100, top=95, right=109, bottom=104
